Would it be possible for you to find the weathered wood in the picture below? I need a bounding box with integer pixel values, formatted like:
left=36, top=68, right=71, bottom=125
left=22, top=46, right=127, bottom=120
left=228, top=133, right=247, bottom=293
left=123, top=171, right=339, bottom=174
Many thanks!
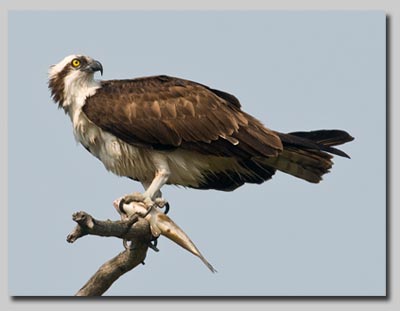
left=67, top=211, right=151, bottom=243
left=75, top=241, right=149, bottom=296
left=67, top=210, right=153, bottom=296
left=66, top=199, right=216, bottom=296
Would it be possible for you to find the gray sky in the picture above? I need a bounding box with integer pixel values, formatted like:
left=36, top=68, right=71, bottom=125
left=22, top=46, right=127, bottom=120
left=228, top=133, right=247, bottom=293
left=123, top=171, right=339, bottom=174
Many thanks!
left=8, top=11, right=385, bottom=296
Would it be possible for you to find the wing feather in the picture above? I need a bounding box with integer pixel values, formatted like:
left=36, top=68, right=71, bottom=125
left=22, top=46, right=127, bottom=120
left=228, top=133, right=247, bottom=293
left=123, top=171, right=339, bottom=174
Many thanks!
left=83, top=75, right=283, bottom=157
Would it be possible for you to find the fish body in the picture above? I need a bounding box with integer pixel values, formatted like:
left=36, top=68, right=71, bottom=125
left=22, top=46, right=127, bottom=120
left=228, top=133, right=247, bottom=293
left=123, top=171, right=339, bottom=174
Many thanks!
left=114, top=199, right=216, bottom=273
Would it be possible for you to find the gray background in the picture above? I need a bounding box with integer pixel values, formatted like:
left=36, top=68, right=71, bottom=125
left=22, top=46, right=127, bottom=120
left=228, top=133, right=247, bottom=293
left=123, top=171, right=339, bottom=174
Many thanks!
left=7, top=10, right=385, bottom=297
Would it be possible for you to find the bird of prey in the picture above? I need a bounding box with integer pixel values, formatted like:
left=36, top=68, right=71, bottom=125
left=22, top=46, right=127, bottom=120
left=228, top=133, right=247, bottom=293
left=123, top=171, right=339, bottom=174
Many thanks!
left=48, top=54, right=353, bottom=209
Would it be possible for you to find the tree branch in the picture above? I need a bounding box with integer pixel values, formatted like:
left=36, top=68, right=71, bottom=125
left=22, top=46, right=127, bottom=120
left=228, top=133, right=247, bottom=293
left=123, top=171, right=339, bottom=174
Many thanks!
left=67, top=211, right=151, bottom=243
left=66, top=198, right=216, bottom=295
left=75, top=241, right=149, bottom=296
left=67, top=210, right=153, bottom=296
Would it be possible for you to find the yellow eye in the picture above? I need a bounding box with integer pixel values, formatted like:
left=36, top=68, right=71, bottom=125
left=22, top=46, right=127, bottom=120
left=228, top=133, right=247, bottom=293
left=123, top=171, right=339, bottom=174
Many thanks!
left=71, top=59, right=81, bottom=68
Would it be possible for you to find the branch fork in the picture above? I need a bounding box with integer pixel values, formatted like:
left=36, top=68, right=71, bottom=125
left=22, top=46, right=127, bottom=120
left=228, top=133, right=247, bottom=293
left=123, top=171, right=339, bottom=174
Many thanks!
left=67, top=199, right=216, bottom=296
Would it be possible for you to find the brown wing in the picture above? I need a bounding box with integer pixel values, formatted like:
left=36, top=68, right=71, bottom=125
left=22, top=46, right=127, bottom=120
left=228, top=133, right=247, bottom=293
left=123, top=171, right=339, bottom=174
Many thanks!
left=83, top=75, right=283, bottom=158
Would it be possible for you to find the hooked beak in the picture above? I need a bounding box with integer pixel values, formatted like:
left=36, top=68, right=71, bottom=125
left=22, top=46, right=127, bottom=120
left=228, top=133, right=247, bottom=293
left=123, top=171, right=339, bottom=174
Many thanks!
left=83, top=59, right=103, bottom=76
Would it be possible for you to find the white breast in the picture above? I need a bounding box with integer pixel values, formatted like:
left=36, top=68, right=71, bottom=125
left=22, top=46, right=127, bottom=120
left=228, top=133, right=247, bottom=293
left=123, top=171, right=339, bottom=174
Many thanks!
left=66, top=93, right=156, bottom=183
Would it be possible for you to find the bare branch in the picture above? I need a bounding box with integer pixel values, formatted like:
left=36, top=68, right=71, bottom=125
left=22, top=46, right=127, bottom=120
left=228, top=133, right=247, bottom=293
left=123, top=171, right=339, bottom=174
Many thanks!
left=75, top=241, right=149, bottom=296
left=67, top=211, right=151, bottom=243
left=67, top=210, right=153, bottom=296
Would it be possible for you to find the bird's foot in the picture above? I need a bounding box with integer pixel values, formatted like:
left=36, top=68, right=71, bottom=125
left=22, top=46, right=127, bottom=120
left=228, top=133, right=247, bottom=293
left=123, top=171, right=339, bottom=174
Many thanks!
left=118, top=192, right=170, bottom=214
left=118, top=192, right=151, bottom=213
left=118, top=192, right=147, bottom=206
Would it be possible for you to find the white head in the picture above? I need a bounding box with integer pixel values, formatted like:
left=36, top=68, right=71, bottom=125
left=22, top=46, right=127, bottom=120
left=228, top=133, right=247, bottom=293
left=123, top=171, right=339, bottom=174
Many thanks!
left=48, top=54, right=103, bottom=110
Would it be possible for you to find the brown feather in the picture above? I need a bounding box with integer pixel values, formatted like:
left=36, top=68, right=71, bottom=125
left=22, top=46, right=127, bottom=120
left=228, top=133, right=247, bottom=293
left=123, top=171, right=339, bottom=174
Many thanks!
left=81, top=75, right=352, bottom=189
left=48, top=65, right=72, bottom=109
left=83, top=75, right=283, bottom=158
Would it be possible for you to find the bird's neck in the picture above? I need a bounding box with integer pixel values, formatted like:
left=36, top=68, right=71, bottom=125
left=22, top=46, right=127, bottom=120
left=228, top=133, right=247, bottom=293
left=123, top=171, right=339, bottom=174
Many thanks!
left=64, top=75, right=100, bottom=112
left=63, top=78, right=101, bottom=147
left=49, top=70, right=101, bottom=115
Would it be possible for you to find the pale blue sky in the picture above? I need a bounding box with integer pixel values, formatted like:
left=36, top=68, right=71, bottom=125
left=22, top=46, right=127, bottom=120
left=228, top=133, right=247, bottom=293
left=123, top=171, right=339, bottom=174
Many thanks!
left=8, top=11, right=385, bottom=296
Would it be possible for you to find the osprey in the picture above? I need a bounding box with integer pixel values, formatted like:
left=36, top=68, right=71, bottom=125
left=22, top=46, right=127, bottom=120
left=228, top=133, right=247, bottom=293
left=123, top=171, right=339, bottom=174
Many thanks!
left=48, top=54, right=353, bottom=208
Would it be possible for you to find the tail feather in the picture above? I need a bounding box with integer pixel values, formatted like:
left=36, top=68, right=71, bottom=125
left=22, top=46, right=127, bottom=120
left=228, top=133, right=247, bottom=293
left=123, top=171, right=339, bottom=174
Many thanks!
left=287, top=130, right=354, bottom=158
left=261, top=148, right=332, bottom=183
left=196, top=129, right=353, bottom=189
left=263, top=129, right=353, bottom=183
left=288, top=130, right=354, bottom=146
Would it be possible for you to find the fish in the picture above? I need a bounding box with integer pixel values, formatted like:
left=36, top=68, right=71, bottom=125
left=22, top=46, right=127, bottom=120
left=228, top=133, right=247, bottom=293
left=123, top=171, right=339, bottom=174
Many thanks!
left=113, top=198, right=217, bottom=273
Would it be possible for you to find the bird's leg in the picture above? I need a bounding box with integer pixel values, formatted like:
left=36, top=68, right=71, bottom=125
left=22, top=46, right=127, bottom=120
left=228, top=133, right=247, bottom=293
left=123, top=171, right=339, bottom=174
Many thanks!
left=143, top=167, right=170, bottom=202
left=142, top=167, right=171, bottom=215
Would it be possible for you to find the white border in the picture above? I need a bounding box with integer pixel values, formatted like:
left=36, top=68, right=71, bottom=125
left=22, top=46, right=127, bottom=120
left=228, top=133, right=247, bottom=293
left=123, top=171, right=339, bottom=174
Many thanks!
left=1, top=1, right=397, bottom=310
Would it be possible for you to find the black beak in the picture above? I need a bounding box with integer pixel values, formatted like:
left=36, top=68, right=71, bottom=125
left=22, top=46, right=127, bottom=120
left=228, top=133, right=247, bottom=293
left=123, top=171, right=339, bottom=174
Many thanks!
left=84, top=60, right=103, bottom=76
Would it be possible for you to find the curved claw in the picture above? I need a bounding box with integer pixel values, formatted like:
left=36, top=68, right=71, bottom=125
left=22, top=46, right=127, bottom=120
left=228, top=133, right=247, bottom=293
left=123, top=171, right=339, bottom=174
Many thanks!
left=142, top=204, right=154, bottom=218
left=153, top=198, right=170, bottom=214
left=148, top=238, right=159, bottom=252
left=164, top=202, right=170, bottom=215
left=118, top=198, right=127, bottom=213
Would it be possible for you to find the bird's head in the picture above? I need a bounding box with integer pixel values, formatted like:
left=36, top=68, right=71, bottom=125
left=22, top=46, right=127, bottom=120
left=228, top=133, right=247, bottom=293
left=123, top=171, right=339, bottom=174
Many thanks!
left=48, top=54, right=103, bottom=109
